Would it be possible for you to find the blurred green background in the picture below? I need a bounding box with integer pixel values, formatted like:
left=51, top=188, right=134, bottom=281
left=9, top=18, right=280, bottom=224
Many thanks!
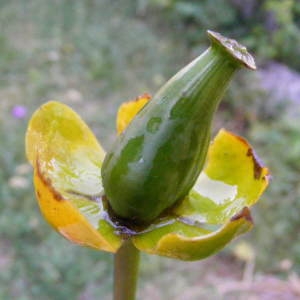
left=1, top=0, right=300, bottom=299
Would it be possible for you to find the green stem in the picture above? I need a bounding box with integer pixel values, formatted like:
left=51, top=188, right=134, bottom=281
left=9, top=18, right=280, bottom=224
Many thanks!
left=114, top=240, right=140, bottom=300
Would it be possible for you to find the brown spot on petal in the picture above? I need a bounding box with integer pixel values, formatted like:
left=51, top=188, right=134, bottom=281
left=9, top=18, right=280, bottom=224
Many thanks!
left=135, top=93, right=151, bottom=102
left=229, top=132, right=249, bottom=147
left=222, top=130, right=267, bottom=181
left=121, top=93, right=151, bottom=107
left=231, top=207, right=253, bottom=223
left=247, top=148, right=264, bottom=180
left=36, top=160, right=65, bottom=202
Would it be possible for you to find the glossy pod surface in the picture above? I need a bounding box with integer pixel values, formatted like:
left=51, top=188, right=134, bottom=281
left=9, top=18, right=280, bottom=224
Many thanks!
left=102, top=31, right=256, bottom=223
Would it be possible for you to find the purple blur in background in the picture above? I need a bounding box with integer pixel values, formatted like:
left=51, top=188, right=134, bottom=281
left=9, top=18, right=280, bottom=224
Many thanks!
left=12, top=105, right=27, bottom=119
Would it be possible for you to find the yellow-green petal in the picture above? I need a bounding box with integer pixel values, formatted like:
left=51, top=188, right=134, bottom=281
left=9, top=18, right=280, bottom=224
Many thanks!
left=132, top=129, right=268, bottom=260
left=174, top=129, right=270, bottom=224
left=133, top=207, right=253, bottom=260
left=26, top=101, right=122, bottom=252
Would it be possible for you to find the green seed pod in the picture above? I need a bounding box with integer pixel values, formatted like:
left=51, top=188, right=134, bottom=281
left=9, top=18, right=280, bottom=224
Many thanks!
left=102, top=31, right=256, bottom=224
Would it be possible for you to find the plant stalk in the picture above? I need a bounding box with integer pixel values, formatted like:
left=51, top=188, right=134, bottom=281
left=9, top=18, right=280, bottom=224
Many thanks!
left=114, top=240, right=140, bottom=300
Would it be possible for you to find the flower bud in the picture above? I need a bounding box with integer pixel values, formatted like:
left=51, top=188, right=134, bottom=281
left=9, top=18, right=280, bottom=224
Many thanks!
left=102, top=30, right=256, bottom=223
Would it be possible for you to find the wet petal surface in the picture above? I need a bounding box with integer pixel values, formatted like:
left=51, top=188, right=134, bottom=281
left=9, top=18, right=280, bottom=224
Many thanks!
left=133, top=208, right=253, bottom=260
left=26, top=101, right=122, bottom=252
left=174, top=129, right=270, bottom=224
left=132, top=130, right=269, bottom=260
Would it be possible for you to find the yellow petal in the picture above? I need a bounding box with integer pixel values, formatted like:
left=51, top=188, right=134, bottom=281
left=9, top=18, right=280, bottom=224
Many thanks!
left=174, top=129, right=270, bottom=224
left=26, top=101, right=122, bottom=252
left=133, top=207, right=253, bottom=261
left=116, top=93, right=151, bottom=134
left=34, top=163, right=117, bottom=251
left=26, top=101, right=105, bottom=166
left=132, top=129, right=268, bottom=260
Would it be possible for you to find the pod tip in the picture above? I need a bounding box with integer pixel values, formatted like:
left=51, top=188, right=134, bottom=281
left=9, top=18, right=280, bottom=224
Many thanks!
left=207, top=30, right=256, bottom=70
